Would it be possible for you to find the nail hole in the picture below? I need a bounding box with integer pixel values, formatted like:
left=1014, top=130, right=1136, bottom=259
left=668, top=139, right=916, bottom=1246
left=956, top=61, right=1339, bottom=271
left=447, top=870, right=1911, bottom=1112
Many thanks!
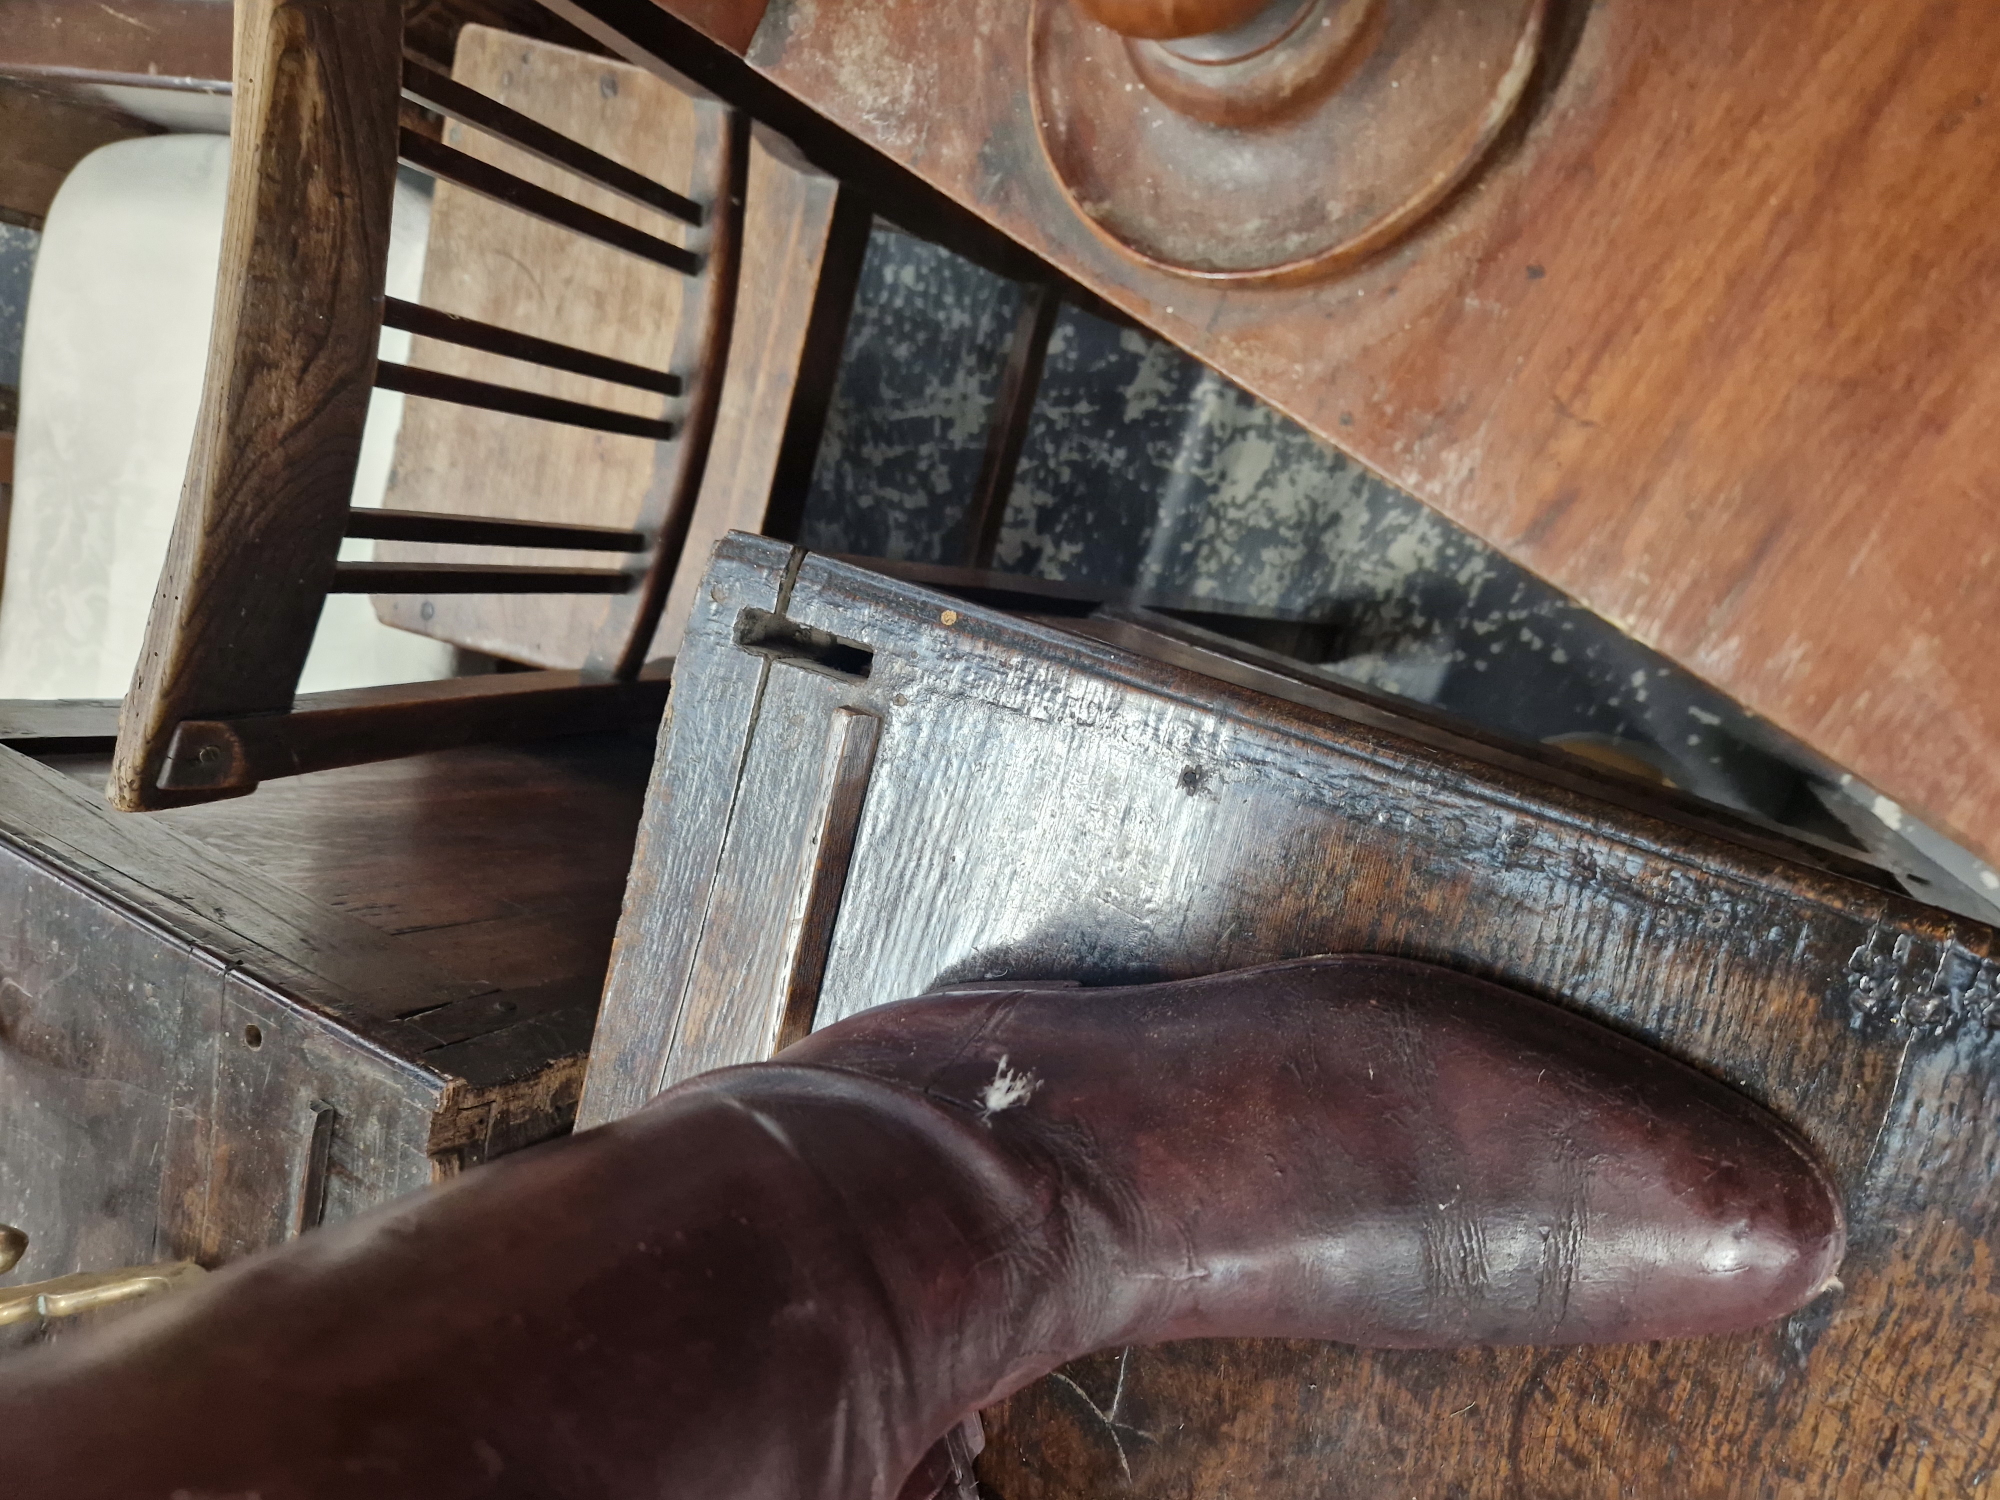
left=244, top=1024, right=264, bottom=1049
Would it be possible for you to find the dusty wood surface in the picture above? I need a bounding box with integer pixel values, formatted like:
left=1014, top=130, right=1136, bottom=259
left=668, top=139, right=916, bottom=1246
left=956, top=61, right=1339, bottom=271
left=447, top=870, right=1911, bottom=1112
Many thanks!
left=109, top=0, right=402, bottom=810
left=380, top=31, right=846, bottom=670
left=584, top=533, right=2000, bottom=1496
left=636, top=0, right=2000, bottom=878
left=0, top=747, right=440, bottom=1298
left=375, top=26, right=699, bottom=667
left=1, top=728, right=650, bottom=1317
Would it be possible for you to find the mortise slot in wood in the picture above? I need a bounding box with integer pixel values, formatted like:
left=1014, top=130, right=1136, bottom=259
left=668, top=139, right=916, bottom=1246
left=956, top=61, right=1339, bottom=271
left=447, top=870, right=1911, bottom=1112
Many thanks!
left=399, top=57, right=703, bottom=228
left=294, top=1101, right=338, bottom=1235
left=775, top=708, right=883, bottom=1050
left=396, top=128, right=700, bottom=275
left=735, top=609, right=875, bottom=680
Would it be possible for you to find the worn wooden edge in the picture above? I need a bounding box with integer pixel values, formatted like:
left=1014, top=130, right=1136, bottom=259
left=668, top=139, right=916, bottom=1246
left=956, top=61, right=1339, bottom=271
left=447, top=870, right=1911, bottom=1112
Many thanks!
left=1081, top=610, right=1896, bottom=888
left=832, top=562, right=1892, bottom=884
left=589, top=532, right=2000, bottom=1137
left=159, top=671, right=671, bottom=793
left=0, top=745, right=606, bottom=1103
left=0, top=747, right=467, bottom=1066
left=109, top=0, right=404, bottom=811
left=783, top=547, right=1987, bottom=946
left=576, top=531, right=794, bottom=1125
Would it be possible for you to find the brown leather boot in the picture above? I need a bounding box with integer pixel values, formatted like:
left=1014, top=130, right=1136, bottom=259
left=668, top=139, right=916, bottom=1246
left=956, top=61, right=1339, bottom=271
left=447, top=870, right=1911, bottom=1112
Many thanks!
left=0, top=957, right=1840, bottom=1500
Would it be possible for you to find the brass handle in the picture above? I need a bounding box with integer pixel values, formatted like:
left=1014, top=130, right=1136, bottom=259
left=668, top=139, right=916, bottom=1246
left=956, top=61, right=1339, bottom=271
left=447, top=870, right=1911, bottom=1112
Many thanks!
left=0, top=1224, right=25, bottom=1277
left=0, top=1261, right=206, bottom=1330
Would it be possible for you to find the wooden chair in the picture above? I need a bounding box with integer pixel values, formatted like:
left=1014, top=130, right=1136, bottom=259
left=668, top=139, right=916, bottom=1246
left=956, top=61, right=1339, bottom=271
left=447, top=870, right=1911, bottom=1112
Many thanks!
left=354, top=15, right=1103, bottom=679
left=580, top=531, right=2000, bottom=1497
left=109, top=0, right=743, bottom=810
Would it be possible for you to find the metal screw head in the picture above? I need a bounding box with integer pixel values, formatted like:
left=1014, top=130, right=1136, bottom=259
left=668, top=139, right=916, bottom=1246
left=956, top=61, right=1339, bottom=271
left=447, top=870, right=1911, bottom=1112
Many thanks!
left=0, top=1224, right=27, bottom=1275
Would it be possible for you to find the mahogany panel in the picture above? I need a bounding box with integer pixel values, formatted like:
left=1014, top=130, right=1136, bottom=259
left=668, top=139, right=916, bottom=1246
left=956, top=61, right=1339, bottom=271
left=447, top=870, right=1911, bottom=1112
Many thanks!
left=640, top=0, right=2000, bottom=873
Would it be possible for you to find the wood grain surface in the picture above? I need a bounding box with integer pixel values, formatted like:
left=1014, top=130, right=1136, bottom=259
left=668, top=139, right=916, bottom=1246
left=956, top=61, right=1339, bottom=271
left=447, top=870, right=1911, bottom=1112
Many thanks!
left=583, top=533, right=2000, bottom=1496
left=375, top=26, right=699, bottom=666
left=1, top=727, right=652, bottom=1308
left=109, top=0, right=402, bottom=810
left=636, top=0, right=2000, bottom=877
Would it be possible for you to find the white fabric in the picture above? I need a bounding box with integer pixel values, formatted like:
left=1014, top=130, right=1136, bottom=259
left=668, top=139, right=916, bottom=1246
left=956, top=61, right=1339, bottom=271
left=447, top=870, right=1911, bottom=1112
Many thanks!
left=0, top=134, right=454, bottom=699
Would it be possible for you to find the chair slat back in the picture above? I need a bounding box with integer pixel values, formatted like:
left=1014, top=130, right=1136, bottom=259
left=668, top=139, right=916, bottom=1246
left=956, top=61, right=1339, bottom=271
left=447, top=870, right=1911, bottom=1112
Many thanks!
left=110, top=1, right=743, bottom=810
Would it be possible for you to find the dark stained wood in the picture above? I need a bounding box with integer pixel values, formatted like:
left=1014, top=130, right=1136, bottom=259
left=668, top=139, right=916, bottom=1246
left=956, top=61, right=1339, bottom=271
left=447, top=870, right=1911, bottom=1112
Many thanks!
left=634, top=0, right=2000, bottom=877
left=397, top=127, right=702, bottom=273
left=772, top=706, right=881, bottom=1051
left=961, top=281, right=1060, bottom=569
left=538, top=0, right=1091, bottom=289
left=402, top=0, right=605, bottom=73
left=610, top=0, right=765, bottom=52
left=400, top=56, right=703, bottom=225
left=108, top=0, right=402, bottom=811
left=0, top=699, right=122, bottom=753
left=141, top=733, right=654, bottom=1012
left=1070, top=0, right=1269, bottom=35
left=1032, top=0, right=1546, bottom=277
left=154, top=666, right=670, bottom=794
left=1, top=728, right=652, bottom=1301
left=581, top=532, right=2000, bottom=1496
left=380, top=298, right=682, bottom=396
left=571, top=539, right=788, bottom=1096
left=374, top=358, right=679, bottom=440
left=109, top=14, right=748, bottom=809
left=344, top=507, right=647, bottom=551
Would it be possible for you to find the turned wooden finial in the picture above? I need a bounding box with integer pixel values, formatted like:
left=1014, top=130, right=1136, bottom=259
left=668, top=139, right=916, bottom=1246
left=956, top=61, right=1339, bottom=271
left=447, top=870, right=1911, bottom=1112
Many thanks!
left=1030, top=0, right=1550, bottom=283
left=1070, top=0, right=1274, bottom=40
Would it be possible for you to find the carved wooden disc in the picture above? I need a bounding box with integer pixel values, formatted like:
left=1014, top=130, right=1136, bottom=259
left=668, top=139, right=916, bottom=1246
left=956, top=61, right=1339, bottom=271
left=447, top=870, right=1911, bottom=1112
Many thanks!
left=1029, top=0, right=1549, bottom=283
